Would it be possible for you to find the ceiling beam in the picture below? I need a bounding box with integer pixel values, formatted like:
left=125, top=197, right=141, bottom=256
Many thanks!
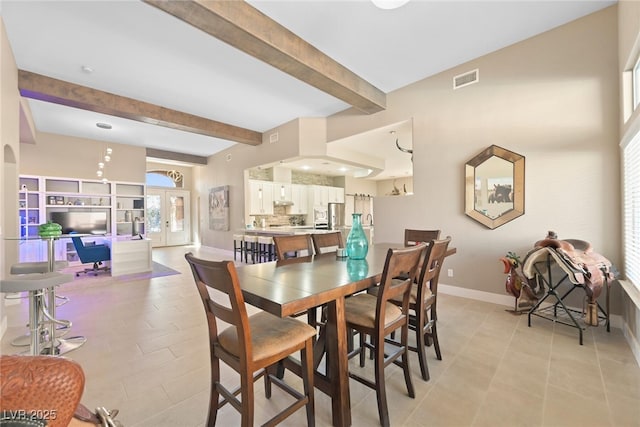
left=146, top=148, right=208, bottom=165
left=18, top=70, right=262, bottom=146
left=143, top=0, right=386, bottom=114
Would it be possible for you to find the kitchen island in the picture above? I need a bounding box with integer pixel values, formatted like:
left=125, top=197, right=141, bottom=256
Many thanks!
left=240, top=226, right=334, bottom=236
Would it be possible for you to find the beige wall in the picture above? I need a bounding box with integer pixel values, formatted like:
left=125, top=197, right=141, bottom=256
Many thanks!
left=197, top=118, right=316, bottom=249
left=1, top=17, right=21, bottom=337
left=20, top=132, right=146, bottom=183
left=200, top=7, right=623, bottom=312
left=326, top=7, right=622, bottom=307
left=618, top=0, right=640, bottom=361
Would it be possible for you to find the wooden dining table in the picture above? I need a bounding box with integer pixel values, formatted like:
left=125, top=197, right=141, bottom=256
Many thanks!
left=235, top=242, right=456, bottom=426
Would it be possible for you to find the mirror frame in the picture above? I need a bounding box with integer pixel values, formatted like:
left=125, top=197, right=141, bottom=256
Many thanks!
left=465, top=145, right=525, bottom=229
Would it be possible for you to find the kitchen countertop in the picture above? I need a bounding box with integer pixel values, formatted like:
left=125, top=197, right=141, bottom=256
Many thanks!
left=240, top=227, right=334, bottom=235
left=269, top=225, right=315, bottom=229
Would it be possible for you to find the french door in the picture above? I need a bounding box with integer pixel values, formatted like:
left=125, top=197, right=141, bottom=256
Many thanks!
left=146, top=189, right=191, bottom=247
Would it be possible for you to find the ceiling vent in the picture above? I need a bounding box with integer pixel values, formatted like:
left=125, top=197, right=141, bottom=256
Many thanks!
left=453, top=69, right=479, bottom=90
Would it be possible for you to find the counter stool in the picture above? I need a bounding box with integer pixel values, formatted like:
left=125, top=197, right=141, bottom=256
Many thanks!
left=233, top=234, right=245, bottom=261
left=10, top=261, right=69, bottom=275
left=8, top=261, right=71, bottom=348
left=257, top=236, right=275, bottom=263
left=243, top=235, right=259, bottom=264
left=0, top=272, right=75, bottom=355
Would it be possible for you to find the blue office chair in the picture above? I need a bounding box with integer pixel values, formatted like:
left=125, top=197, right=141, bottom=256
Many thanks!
left=70, top=234, right=111, bottom=276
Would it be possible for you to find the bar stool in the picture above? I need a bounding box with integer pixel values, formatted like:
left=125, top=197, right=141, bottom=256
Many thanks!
left=257, top=236, right=275, bottom=262
left=10, top=261, right=69, bottom=275
left=243, top=235, right=259, bottom=264
left=0, top=272, right=75, bottom=355
left=233, top=234, right=245, bottom=261
left=8, top=261, right=71, bottom=347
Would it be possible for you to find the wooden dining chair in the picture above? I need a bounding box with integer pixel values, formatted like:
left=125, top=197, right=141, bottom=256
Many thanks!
left=404, top=229, right=441, bottom=246
left=272, top=234, right=322, bottom=328
left=184, top=253, right=316, bottom=427
left=311, top=231, right=344, bottom=254
left=390, top=236, right=451, bottom=381
left=344, top=243, right=427, bottom=427
left=273, top=234, right=315, bottom=260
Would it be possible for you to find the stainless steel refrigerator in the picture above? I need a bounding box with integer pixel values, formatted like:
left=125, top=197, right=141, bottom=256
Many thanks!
left=328, top=202, right=345, bottom=230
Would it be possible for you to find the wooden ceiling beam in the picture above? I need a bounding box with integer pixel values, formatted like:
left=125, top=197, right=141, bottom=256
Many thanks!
left=18, top=70, right=262, bottom=146
left=143, top=0, right=386, bottom=114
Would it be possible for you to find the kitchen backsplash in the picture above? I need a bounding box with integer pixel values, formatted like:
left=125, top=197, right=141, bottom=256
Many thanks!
left=248, top=168, right=340, bottom=187
left=254, top=206, right=306, bottom=227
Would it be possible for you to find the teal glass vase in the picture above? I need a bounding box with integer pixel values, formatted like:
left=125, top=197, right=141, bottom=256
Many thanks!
left=346, top=213, right=368, bottom=260
left=347, top=259, right=369, bottom=281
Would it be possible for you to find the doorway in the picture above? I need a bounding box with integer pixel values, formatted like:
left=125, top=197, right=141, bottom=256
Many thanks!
left=146, top=188, right=191, bottom=247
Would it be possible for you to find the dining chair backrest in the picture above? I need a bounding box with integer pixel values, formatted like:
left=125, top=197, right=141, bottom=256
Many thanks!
left=184, top=253, right=250, bottom=361
left=273, top=234, right=315, bottom=260
left=311, top=231, right=344, bottom=254
left=377, top=243, right=428, bottom=315
left=404, top=229, right=441, bottom=247
left=417, top=236, right=451, bottom=300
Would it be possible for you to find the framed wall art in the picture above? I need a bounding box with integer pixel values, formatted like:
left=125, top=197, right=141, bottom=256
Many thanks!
left=209, top=185, right=230, bottom=231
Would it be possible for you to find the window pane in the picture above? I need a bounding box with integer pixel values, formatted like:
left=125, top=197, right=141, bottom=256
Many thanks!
left=147, top=195, right=162, bottom=233
left=624, top=133, right=640, bottom=288
left=146, top=173, right=176, bottom=188
left=634, top=58, right=640, bottom=111
left=169, top=196, right=184, bottom=232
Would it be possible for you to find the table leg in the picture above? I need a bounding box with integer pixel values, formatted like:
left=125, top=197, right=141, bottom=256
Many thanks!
left=326, top=297, right=351, bottom=427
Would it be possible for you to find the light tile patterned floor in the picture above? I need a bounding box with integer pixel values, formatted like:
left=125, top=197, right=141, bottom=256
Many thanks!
left=2, top=245, right=639, bottom=426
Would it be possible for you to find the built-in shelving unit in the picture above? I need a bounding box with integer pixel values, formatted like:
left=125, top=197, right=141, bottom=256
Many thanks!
left=17, top=175, right=146, bottom=264
left=115, top=183, right=146, bottom=236
left=18, top=176, right=41, bottom=238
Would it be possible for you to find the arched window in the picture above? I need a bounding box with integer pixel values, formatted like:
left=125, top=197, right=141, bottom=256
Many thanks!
left=146, top=170, right=183, bottom=188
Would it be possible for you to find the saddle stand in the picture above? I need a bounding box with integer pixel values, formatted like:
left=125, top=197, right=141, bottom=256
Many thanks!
left=525, top=253, right=610, bottom=345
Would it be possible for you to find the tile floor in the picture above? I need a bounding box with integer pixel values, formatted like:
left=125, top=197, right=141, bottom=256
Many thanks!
left=2, top=245, right=639, bottom=427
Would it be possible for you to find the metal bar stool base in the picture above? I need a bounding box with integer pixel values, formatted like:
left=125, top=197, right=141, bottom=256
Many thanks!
left=41, top=336, right=87, bottom=355
left=11, top=325, right=72, bottom=347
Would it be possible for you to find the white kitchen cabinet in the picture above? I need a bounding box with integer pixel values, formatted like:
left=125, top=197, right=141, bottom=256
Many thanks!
left=310, top=185, right=328, bottom=208
left=273, top=182, right=292, bottom=204
left=328, top=186, right=345, bottom=203
left=248, top=180, right=274, bottom=215
left=310, top=185, right=344, bottom=208
left=290, top=184, right=308, bottom=214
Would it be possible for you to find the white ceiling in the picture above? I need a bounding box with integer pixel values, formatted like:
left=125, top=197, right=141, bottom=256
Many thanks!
left=0, top=0, right=615, bottom=179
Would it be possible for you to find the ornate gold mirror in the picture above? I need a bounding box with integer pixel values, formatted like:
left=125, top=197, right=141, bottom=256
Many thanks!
left=465, top=145, right=524, bottom=229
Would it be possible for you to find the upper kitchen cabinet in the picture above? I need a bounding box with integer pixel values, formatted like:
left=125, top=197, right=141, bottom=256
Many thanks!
left=273, top=183, right=292, bottom=205
left=248, top=180, right=274, bottom=215
left=310, top=185, right=328, bottom=208
left=309, top=185, right=345, bottom=209
left=289, top=184, right=308, bottom=215
left=328, top=186, right=345, bottom=203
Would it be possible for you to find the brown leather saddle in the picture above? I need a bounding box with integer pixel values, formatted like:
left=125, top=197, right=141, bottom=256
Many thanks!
left=523, top=237, right=613, bottom=302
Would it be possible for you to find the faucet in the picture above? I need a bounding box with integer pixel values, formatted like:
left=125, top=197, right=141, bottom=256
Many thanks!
left=366, top=213, right=373, bottom=226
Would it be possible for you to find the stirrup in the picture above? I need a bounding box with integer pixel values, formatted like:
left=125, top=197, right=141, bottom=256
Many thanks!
left=96, top=407, right=123, bottom=427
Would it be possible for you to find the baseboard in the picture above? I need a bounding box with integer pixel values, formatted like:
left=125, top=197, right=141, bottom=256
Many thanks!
left=438, top=282, right=514, bottom=307
left=623, top=319, right=640, bottom=367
